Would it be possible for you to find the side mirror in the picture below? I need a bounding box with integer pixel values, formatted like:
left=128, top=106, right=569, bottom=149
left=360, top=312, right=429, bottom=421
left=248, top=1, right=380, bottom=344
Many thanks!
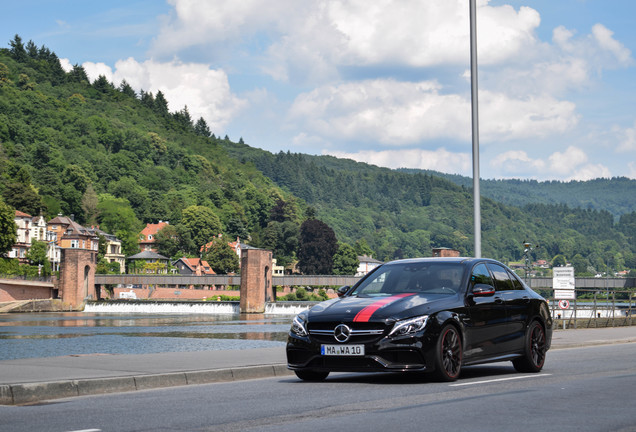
left=337, top=286, right=350, bottom=297
left=471, top=283, right=495, bottom=297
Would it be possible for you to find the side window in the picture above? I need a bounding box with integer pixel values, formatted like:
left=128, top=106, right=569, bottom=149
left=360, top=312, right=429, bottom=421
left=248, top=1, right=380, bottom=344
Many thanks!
left=470, top=263, right=493, bottom=287
left=487, top=263, right=514, bottom=292
left=508, top=271, right=525, bottom=290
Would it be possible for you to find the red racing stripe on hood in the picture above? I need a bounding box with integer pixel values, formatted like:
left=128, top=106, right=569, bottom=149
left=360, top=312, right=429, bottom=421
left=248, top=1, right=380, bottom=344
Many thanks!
left=353, top=293, right=415, bottom=322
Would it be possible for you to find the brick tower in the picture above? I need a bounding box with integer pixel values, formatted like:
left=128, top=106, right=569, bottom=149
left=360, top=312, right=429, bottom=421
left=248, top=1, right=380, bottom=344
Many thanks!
left=59, top=248, right=98, bottom=309
left=239, top=248, right=274, bottom=313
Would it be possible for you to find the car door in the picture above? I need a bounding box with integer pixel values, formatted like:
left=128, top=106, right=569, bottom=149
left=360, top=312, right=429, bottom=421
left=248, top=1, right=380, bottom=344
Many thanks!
left=499, top=269, right=531, bottom=351
left=463, top=262, right=510, bottom=361
left=485, top=263, right=525, bottom=353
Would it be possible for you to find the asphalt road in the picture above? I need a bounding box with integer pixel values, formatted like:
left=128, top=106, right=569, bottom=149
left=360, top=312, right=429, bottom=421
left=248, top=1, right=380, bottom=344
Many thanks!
left=1, top=342, right=635, bottom=432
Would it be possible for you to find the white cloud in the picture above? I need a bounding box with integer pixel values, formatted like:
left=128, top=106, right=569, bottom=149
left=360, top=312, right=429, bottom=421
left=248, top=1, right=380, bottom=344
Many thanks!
left=491, top=150, right=546, bottom=177
left=288, top=79, right=470, bottom=145
left=81, top=58, right=247, bottom=133
left=548, top=146, right=588, bottom=175
left=480, top=91, right=579, bottom=140
left=59, top=58, right=73, bottom=73
left=287, top=80, right=579, bottom=147
left=616, top=121, right=636, bottom=153
left=591, top=23, right=632, bottom=66
left=83, top=61, right=115, bottom=82
left=566, top=163, right=612, bottom=181
left=151, top=0, right=543, bottom=83
left=324, top=148, right=471, bottom=174
left=489, top=146, right=611, bottom=181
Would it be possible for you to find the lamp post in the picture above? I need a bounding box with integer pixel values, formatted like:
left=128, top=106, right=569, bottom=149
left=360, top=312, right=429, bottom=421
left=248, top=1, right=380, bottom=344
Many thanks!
left=470, top=0, right=481, bottom=258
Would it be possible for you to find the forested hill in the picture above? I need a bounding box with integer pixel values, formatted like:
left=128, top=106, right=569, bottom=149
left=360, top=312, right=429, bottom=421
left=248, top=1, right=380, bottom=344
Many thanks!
left=222, top=141, right=636, bottom=271
left=0, top=37, right=634, bottom=274
left=399, top=170, right=635, bottom=218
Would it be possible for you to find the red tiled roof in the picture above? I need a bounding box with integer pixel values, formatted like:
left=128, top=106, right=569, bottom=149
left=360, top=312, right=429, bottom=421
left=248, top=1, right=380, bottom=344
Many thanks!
left=15, top=210, right=32, bottom=218
left=140, top=222, right=169, bottom=242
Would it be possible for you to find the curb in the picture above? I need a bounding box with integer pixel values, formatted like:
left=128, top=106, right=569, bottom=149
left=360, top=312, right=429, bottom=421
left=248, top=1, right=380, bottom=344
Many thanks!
left=0, top=365, right=294, bottom=406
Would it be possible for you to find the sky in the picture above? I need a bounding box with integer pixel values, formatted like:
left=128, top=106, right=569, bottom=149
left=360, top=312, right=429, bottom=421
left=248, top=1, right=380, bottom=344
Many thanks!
left=1, top=0, right=635, bottom=181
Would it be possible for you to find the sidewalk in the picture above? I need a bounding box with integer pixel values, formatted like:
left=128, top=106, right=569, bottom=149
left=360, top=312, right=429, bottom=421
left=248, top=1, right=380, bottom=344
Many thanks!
left=1, top=326, right=634, bottom=405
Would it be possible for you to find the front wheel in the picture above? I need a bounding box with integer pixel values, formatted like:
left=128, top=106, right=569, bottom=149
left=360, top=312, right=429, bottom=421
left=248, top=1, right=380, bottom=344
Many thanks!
left=294, top=370, right=329, bottom=381
left=513, top=320, right=546, bottom=373
left=432, top=324, right=462, bottom=382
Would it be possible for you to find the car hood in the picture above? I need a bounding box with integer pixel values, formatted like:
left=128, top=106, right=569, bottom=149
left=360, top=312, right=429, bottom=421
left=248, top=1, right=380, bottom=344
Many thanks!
left=306, top=293, right=458, bottom=323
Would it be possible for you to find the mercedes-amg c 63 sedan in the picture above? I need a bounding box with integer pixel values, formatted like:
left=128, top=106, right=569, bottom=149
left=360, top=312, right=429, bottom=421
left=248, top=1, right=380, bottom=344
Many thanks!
left=287, top=257, right=553, bottom=382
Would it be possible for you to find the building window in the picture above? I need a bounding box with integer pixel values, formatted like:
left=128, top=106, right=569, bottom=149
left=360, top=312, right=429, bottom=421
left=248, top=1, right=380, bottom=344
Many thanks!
left=71, top=240, right=79, bottom=248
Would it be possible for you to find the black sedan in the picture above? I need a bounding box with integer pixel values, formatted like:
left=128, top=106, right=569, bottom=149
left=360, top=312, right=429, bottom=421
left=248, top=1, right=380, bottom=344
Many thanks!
left=287, top=257, right=552, bottom=382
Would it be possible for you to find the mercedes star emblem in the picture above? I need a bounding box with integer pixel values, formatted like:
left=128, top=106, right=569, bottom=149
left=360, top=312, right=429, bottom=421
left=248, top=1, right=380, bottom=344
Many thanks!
left=334, top=324, right=351, bottom=343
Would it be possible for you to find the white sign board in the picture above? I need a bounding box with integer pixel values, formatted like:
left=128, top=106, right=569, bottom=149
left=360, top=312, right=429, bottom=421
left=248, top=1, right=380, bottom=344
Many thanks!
left=553, top=267, right=575, bottom=300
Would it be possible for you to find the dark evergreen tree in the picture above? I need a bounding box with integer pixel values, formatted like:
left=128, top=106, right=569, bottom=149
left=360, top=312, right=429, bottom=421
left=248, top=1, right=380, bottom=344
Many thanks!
left=194, top=117, right=211, bottom=137
left=298, top=218, right=338, bottom=275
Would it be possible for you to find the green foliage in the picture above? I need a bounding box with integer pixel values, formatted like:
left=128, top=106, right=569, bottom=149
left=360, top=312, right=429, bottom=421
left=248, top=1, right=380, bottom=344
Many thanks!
left=282, top=287, right=329, bottom=301
left=298, top=218, right=338, bottom=275
left=333, top=242, right=359, bottom=275
left=202, top=237, right=240, bottom=274
left=0, top=199, right=17, bottom=256
left=181, top=205, right=223, bottom=252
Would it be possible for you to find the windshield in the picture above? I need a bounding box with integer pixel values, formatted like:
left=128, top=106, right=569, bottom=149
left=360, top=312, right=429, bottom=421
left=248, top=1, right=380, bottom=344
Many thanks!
left=351, top=261, right=466, bottom=297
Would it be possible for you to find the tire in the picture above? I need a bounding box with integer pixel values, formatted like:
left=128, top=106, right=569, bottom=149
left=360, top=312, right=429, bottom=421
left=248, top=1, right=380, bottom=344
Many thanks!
left=513, top=320, right=547, bottom=373
left=432, top=324, right=462, bottom=382
left=294, top=370, right=329, bottom=381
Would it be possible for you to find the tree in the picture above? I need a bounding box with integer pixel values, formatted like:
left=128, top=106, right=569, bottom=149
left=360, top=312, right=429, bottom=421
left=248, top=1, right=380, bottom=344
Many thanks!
left=9, top=34, right=27, bottom=62
left=96, top=194, right=142, bottom=256
left=333, top=242, right=359, bottom=275
left=552, top=254, right=567, bottom=268
left=154, top=224, right=184, bottom=259
left=298, top=218, right=338, bottom=275
left=203, top=237, right=240, bottom=274
left=27, top=240, right=50, bottom=275
left=0, top=200, right=17, bottom=257
left=194, top=117, right=211, bottom=137
left=2, top=182, right=43, bottom=215
left=181, top=205, right=223, bottom=252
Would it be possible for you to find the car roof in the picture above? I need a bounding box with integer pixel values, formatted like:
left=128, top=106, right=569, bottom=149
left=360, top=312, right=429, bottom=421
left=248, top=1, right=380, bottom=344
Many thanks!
left=382, top=257, right=501, bottom=267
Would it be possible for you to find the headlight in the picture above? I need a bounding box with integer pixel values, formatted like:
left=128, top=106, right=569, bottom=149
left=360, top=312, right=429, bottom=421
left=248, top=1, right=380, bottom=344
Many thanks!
left=389, top=315, right=428, bottom=337
left=290, top=313, right=308, bottom=337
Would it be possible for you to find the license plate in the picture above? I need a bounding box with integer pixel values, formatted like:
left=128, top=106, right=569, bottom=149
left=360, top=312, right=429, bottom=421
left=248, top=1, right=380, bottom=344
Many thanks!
left=321, top=344, right=365, bottom=356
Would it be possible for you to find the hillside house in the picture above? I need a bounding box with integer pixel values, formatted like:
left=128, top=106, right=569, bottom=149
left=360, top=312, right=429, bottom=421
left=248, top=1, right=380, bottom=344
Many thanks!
left=139, top=221, right=169, bottom=252
left=173, top=257, right=215, bottom=276
left=356, top=255, right=383, bottom=276
left=89, top=226, right=126, bottom=273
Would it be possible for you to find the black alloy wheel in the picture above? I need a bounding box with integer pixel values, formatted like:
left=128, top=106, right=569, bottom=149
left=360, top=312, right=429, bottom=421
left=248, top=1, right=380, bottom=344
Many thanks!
left=513, top=320, right=546, bottom=373
left=433, top=324, right=462, bottom=381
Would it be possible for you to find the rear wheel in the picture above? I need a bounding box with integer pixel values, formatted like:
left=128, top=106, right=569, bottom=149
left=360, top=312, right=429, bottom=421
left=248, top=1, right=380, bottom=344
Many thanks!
left=432, top=324, right=462, bottom=381
left=294, top=370, right=329, bottom=381
left=513, top=320, right=546, bottom=373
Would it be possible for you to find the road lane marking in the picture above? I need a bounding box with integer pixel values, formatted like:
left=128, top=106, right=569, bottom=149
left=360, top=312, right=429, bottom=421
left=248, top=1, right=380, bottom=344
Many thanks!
left=449, top=374, right=553, bottom=387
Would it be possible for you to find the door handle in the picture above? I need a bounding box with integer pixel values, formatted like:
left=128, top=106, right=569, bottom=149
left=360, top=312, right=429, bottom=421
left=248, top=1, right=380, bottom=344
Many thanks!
left=494, top=296, right=504, bottom=304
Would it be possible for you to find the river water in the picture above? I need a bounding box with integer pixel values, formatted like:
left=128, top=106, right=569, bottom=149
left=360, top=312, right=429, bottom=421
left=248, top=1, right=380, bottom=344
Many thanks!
left=0, top=312, right=294, bottom=361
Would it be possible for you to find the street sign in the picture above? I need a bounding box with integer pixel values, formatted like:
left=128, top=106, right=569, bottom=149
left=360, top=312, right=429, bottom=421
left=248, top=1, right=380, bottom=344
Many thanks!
left=558, top=299, right=570, bottom=309
left=553, top=267, right=575, bottom=300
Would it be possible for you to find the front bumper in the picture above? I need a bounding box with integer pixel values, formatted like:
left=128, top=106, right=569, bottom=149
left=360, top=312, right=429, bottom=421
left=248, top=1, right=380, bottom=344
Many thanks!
left=286, top=332, right=435, bottom=373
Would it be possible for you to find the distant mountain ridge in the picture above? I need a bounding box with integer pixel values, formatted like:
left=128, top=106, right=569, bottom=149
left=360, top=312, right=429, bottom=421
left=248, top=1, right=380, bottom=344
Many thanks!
left=398, top=169, right=635, bottom=218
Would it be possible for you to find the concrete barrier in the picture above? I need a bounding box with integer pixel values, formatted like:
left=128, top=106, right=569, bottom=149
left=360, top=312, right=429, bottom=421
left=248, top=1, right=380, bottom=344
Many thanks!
left=11, top=381, right=78, bottom=405
left=134, top=372, right=188, bottom=390
left=76, top=377, right=137, bottom=396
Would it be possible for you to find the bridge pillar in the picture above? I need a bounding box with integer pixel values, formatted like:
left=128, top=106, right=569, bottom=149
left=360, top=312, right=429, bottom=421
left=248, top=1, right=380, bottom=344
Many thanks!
left=59, top=248, right=98, bottom=309
left=239, top=248, right=273, bottom=313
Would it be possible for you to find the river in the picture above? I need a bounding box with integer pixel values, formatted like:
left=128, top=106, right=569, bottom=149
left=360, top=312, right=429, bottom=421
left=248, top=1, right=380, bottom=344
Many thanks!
left=0, top=312, right=293, bottom=361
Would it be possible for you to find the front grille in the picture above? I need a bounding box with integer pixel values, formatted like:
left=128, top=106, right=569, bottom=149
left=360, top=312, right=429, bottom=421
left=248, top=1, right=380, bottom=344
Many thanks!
left=307, top=322, right=387, bottom=343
